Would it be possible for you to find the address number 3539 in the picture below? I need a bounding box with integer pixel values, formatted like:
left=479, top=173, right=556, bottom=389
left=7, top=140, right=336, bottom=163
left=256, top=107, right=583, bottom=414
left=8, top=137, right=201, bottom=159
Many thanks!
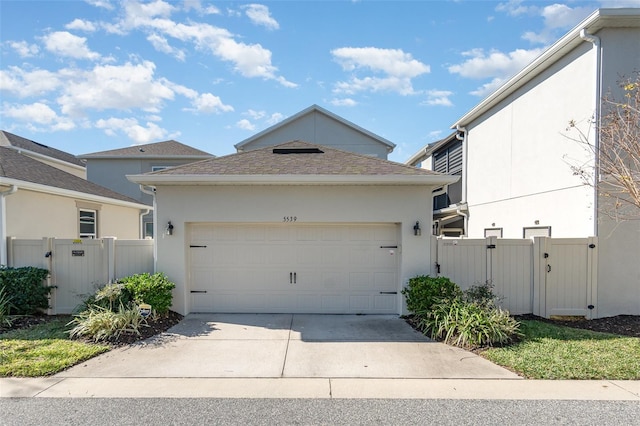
left=283, top=216, right=297, bottom=222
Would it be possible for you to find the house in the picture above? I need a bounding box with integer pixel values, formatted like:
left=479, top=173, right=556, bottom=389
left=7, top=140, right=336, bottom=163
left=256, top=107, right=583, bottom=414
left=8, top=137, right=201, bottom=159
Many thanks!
left=235, top=104, right=396, bottom=159
left=128, top=141, right=456, bottom=316
left=1, top=130, right=86, bottom=179
left=79, top=140, right=214, bottom=238
left=407, top=8, right=640, bottom=317
left=0, top=140, right=152, bottom=265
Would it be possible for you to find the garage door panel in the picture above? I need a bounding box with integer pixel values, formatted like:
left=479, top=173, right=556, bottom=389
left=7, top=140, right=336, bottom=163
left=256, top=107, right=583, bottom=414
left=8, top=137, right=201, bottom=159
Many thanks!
left=188, top=223, right=399, bottom=314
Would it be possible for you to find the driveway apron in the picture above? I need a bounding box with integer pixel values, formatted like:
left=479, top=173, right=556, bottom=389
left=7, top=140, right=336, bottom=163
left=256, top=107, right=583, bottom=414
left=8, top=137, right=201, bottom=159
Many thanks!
left=56, top=314, right=519, bottom=379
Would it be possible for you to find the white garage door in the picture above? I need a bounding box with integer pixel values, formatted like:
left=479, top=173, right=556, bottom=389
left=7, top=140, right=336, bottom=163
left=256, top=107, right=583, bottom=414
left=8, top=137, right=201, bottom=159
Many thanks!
left=188, top=223, right=400, bottom=314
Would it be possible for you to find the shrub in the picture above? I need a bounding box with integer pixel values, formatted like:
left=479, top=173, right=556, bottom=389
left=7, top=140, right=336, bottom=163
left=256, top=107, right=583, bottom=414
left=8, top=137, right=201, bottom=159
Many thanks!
left=0, top=286, right=15, bottom=327
left=0, top=266, right=52, bottom=315
left=68, top=303, right=148, bottom=342
left=463, top=281, right=502, bottom=308
left=422, top=298, right=521, bottom=348
left=119, top=273, right=175, bottom=315
left=401, top=275, right=462, bottom=314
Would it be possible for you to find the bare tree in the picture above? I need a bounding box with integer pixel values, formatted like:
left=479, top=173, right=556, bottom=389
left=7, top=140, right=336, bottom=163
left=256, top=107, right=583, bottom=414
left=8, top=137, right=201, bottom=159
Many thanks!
left=567, top=73, right=640, bottom=221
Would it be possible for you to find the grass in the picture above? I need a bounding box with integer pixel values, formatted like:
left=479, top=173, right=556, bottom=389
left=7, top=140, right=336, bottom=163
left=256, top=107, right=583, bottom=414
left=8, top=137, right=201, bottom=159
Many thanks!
left=0, top=317, right=109, bottom=377
left=482, top=320, right=640, bottom=379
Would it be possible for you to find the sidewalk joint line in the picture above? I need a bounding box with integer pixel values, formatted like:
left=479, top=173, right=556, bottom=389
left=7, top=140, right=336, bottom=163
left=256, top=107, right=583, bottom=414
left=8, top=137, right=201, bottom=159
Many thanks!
left=280, top=314, right=294, bottom=378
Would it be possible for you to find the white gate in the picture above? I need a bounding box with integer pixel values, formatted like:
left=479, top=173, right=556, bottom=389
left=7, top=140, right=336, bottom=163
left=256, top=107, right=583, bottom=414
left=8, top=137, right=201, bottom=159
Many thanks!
left=434, top=236, right=597, bottom=318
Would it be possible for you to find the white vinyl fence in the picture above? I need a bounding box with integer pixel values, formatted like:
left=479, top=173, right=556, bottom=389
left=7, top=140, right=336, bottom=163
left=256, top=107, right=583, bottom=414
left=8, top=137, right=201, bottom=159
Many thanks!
left=431, top=236, right=598, bottom=319
left=6, top=237, right=154, bottom=314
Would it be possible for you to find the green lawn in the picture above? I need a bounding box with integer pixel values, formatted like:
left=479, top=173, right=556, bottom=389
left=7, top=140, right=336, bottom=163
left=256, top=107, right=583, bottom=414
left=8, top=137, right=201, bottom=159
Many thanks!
left=482, top=320, right=640, bottom=379
left=0, top=318, right=109, bottom=377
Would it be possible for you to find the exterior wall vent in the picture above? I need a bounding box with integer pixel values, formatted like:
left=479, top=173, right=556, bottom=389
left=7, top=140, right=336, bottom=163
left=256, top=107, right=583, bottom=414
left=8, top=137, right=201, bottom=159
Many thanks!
left=273, top=148, right=324, bottom=154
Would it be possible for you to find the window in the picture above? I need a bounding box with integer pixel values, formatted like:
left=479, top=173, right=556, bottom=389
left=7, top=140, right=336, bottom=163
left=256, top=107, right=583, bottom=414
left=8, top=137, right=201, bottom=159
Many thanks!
left=433, top=139, right=463, bottom=210
left=484, top=228, right=503, bottom=238
left=151, top=166, right=168, bottom=172
left=79, top=209, right=97, bottom=238
left=523, top=226, right=551, bottom=238
left=144, top=222, right=154, bottom=239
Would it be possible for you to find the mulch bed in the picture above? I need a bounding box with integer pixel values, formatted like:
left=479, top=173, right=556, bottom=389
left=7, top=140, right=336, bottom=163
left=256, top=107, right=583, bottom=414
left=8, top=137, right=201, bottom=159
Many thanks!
left=515, top=313, right=640, bottom=338
left=0, top=311, right=184, bottom=346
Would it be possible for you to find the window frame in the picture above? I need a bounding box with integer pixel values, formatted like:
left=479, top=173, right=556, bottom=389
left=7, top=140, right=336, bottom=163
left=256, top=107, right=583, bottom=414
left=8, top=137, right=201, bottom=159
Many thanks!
left=79, top=208, right=97, bottom=239
left=523, top=226, right=552, bottom=238
left=484, top=228, right=503, bottom=238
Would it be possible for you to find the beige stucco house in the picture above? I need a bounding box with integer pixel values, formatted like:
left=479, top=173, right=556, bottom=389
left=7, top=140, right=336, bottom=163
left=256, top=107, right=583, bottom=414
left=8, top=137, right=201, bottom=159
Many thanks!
left=0, top=132, right=153, bottom=264
left=129, top=141, right=456, bottom=316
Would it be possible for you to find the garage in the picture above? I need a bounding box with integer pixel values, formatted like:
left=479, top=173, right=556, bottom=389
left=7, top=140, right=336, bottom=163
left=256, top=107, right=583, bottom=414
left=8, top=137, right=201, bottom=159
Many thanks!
left=188, top=223, right=400, bottom=314
left=128, top=140, right=457, bottom=315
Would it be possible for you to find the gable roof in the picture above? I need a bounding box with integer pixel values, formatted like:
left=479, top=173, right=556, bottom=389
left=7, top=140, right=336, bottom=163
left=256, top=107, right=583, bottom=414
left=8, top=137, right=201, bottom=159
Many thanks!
left=128, top=141, right=457, bottom=186
left=79, top=140, right=213, bottom=159
left=0, top=147, right=148, bottom=208
left=234, top=104, right=396, bottom=153
left=0, top=130, right=85, bottom=168
left=453, top=8, right=640, bottom=128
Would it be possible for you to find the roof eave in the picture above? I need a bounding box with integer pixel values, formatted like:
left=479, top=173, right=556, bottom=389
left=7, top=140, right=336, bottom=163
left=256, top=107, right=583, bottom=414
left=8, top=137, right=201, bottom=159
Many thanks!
left=0, top=177, right=152, bottom=210
left=79, top=155, right=213, bottom=160
left=127, top=173, right=459, bottom=187
left=452, top=8, right=640, bottom=128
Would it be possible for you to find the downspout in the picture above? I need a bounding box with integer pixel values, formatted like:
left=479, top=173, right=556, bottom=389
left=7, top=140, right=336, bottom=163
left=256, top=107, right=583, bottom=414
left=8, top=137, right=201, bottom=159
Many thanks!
left=139, top=185, right=157, bottom=271
left=456, top=126, right=468, bottom=236
left=0, top=185, right=18, bottom=265
left=139, top=208, right=151, bottom=239
left=580, top=29, right=602, bottom=237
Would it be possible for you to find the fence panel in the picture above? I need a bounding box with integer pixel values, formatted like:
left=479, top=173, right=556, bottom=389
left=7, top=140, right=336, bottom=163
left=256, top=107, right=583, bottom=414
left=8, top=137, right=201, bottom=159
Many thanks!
left=115, top=239, right=154, bottom=279
left=51, top=239, right=108, bottom=314
left=6, top=238, right=49, bottom=269
left=436, top=238, right=488, bottom=291
left=491, top=239, right=533, bottom=315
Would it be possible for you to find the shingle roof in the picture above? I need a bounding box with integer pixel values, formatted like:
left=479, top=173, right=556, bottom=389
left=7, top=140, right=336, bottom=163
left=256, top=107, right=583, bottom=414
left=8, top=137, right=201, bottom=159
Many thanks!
left=0, top=130, right=85, bottom=167
left=0, top=147, right=144, bottom=205
left=79, top=140, right=213, bottom=158
left=152, top=141, right=440, bottom=176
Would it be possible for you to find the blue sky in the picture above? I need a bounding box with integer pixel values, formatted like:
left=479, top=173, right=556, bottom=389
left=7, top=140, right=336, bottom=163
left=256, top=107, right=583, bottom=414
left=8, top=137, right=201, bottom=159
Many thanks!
left=1, top=0, right=637, bottom=162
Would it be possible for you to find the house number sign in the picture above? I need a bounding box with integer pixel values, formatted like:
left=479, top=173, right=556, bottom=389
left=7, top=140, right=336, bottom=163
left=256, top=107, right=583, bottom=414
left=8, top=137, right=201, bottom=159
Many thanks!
left=283, top=216, right=297, bottom=222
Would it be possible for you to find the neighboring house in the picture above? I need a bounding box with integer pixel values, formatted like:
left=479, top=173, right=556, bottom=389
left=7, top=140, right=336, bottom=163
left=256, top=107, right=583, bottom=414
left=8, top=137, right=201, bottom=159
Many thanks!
left=128, top=141, right=456, bottom=316
left=1, top=130, right=86, bottom=179
left=235, top=104, right=396, bottom=159
left=407, top=8, right=640, bottom=317
left=0, top=146, right=152, bottom=264
left=79, top=140, right=213, bottom=238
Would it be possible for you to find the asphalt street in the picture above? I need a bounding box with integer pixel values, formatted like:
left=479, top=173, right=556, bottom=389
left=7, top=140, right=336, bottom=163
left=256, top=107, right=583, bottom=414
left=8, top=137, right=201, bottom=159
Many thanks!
left=2, top=398, right=640, bottom=425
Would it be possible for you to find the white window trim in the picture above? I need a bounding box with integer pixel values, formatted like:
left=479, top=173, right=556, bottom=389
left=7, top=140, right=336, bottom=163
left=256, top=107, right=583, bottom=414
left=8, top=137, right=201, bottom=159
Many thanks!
left=523, top=226, right=551, bottom=238
left=484, top=227, right=503, bottom=238
left=79, top=208, right=97, bottom=239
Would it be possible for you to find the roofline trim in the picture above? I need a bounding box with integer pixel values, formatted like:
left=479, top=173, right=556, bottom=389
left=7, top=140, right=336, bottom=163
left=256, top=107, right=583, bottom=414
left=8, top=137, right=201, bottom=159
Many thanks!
left=0, top=177, right=153, bottom=210
left=7, top=146, right=86, bottom=171
left=234, top=104, right=396, bottom=151
left=78, top=154, right=214, bottom=160
left=127, top=173, right=459, bottom=186
left=451, top=8, right=640, bottom=128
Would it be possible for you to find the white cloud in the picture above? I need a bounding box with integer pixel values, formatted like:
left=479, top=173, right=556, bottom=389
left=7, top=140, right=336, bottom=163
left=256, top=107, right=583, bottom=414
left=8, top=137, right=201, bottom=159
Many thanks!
left=1, top=102, right=75, bottom=131
left=243, top=4, right=279, bottom=30
left=183, top=0, right=219, bottom=14
left=95, top=117, right=169, bottom=143
left=330, top=98, right=358, bottom=107
left=147, top=33, right=186, bottom=61
left=8, top=41, right=40, bottom=57
left=423, top=90, right=454, bottom=107
left=236, top=119, right=255, bottom=131
left=105, top=1, right=295, bottom=87
left=57, top=61, right=175, bottom=116
left=331, top=47, right=429, bottom=96
left=449, top=47, right=544, bottom=80
left=66, top=19, right=97, bottom=32
left=469, top=77, right=507, bottom=97
left=41, top=31, right=101, bottom=60
left=85, top=0, right=114, bottom=10
left=496, top=0, right=537, bottom=17
left=265, top=112, right=284, bottom=125
left=0, top=67, right=62, bottom=97
left=190, top=93, right=234, bottom=113
left=428, top=130, right=443, bottom=139
left=243, top=109, right=266, bottom=120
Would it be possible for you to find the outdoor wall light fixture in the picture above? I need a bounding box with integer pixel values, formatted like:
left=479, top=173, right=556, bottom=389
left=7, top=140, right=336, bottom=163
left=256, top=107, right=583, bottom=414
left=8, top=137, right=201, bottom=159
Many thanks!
left=166, top=221, right=174, bottom=236
left=413, top=221, right=422, bottom=236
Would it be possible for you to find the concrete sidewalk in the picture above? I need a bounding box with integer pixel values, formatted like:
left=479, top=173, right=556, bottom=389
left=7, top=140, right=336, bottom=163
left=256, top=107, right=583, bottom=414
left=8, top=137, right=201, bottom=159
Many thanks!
left=1, top=314, right=638, bottom=400
left=2, top=377, right=639, bottom=399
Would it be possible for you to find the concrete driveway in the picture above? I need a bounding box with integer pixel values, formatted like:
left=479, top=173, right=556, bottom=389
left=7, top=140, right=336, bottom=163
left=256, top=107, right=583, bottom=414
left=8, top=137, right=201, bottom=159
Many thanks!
left=56, top=314, right=519, bottom=379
